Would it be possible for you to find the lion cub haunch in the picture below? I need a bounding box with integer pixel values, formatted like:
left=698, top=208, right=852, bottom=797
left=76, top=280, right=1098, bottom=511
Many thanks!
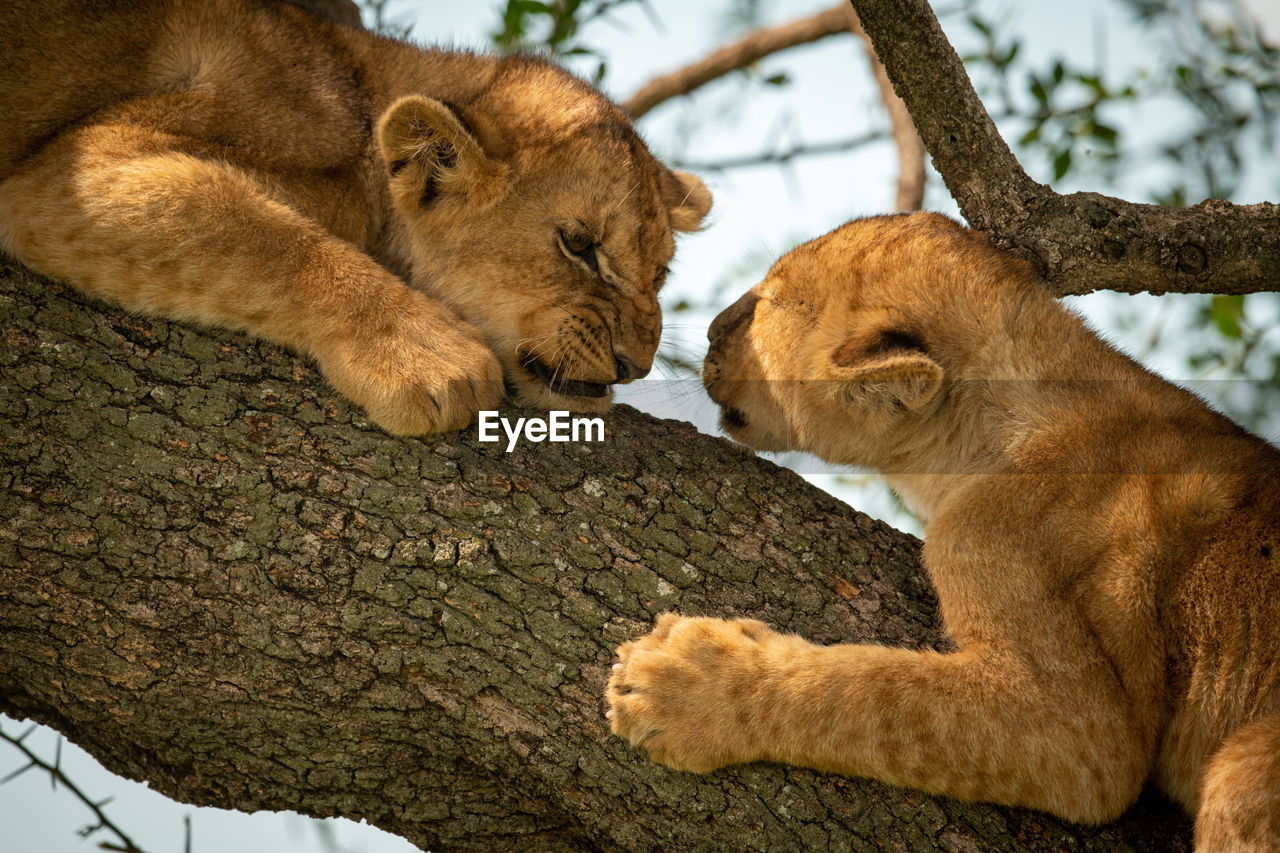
left=0, top=0, right=710, bottom=435
left=608, top=213, right=1279, bottom=850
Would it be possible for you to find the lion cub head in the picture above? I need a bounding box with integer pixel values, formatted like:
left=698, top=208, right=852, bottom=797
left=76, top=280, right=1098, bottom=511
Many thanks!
left=376, top=58, right=711, bottom=414
left=704, top=213, right=1039, bottom=471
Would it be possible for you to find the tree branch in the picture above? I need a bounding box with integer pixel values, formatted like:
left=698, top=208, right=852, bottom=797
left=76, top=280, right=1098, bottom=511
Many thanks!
left=0, top=724, right=150, bottom=853
left=848, top=0, right=1280, bottom=295
left=622, top=3, right=927, bottom=212
left=675, top=129, right=885, bottom=173
left=621, top=6, right=853, bottom=120
left=839, top=6, right=927, bottom=211
left=0, top=261, right=1195, bottom=850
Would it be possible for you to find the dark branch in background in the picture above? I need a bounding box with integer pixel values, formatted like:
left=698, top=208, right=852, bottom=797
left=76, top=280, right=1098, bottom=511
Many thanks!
left=621, top=3, right=926, bottom=211
left=675, top=129, right=885, bottom=173
left=839, top=6, right=927, bottom=211
left=620, top=6, right=852, bottom=119
left=848, top=0, right=1280, bottom=296
left=0, top=723, right=160, bottom=853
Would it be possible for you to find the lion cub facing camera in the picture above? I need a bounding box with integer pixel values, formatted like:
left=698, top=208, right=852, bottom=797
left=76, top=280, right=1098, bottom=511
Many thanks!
left=607, top=213, right=1279, bottom=850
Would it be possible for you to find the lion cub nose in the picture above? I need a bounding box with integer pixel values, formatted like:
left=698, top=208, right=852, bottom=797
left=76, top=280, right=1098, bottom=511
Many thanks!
left=709, top=291, right=759, bottom=343
left=614, top=355, right=649, bottom=382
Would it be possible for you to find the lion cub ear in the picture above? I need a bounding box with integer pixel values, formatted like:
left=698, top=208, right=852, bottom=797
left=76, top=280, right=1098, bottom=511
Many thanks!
left=661, top=169, right=712, bottom=232
left=376, top=96, right=510, bottom=213
left=829, top=329, right=944, bottom=416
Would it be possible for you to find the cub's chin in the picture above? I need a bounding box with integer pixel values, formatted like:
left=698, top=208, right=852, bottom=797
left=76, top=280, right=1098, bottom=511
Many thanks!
left=717, top=406, right=794, bottom=454
left=506, top=370, right=616, bottom=414
left=480, top=350, right=614, bottom=413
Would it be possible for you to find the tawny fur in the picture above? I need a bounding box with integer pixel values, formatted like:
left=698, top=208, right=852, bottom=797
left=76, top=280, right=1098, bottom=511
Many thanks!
left=607, top=213, right=1279, bottom=850
left=0, top=0, right=710, bottom=435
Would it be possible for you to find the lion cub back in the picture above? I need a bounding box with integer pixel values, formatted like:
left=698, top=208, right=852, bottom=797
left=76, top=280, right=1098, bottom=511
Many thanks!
left=0, top=0, right=368, bottom=180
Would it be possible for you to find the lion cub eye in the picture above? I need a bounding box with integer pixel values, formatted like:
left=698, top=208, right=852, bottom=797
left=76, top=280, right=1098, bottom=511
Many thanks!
left=558, top=228, right=600, bottom=275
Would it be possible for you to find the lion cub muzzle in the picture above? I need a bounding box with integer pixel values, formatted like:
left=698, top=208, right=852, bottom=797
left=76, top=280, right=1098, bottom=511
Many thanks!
left=708, top=289, right=758, bottom=343
left=703, top=290, right=760, bottom=433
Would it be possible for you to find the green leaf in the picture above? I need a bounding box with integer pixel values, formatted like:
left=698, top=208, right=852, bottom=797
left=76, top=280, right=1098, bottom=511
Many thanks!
left=1029, top=75, right=1048, bottom=105
left=1053, top=147, right=1072, bottom=180
left=967, top=14, right=992, bottom=37
left=764, top=73, right=791, bottom=86
left=1211, top=295, right=1245, bottom=339
left=1091, top=123, right=1118, bottom=145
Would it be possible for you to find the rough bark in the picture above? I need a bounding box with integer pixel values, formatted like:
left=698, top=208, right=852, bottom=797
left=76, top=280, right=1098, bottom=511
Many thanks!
left=849, top=0, right=1280, bottom=296
left=0, top=262, right=1197, bottom=850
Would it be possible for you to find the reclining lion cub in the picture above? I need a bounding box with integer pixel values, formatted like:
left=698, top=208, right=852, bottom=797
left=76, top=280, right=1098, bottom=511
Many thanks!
left=0, top=0, right=709, bottom=435
left=607, top=213, right=1279, bottom=850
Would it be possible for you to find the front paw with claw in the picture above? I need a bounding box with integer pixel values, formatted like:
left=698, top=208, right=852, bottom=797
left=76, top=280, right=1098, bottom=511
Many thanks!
left=317, top=290, right=504, bottom=436
left=605, top=612, right=793, bottom=772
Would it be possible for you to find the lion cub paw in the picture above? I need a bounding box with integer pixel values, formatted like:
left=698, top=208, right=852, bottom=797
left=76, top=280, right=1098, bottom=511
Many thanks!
left=606, top=612, right=788, bottom=772
left=318, top=295, right=504, bottom=436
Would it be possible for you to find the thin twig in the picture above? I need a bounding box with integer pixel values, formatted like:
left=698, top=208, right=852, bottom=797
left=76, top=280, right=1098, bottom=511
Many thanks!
left=840, top=6, right=927, bottom=210
left=0, top=723, right=149, bottom=853
left=674, top=129, right=886, bottom=173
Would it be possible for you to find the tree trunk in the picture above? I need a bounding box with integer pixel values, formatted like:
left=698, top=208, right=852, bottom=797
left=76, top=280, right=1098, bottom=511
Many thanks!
left=0, top=261, right=1195, bottom=850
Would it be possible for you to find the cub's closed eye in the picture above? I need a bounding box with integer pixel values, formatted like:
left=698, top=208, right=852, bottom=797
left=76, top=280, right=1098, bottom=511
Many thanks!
left=558, top=228, right=600, bottom=275
left=561, top=229, right=593, bottom=256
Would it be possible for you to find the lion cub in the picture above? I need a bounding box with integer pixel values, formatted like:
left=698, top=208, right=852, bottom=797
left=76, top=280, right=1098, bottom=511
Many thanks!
left=607, top=213, right=1279, bottom=850
left=0, top=0, right=709, bottom=436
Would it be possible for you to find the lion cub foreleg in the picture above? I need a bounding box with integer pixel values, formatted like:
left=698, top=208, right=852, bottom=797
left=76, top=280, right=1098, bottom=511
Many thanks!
left=607, top=613, right=1148, bottom=824
left=0, top=124, right=501, bottom=435
left=1195, top=712, right=1280, bottom=852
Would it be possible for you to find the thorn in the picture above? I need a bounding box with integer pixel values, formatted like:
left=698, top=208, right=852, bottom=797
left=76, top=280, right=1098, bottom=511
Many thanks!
left=0, top=761, right=37, bottom=786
